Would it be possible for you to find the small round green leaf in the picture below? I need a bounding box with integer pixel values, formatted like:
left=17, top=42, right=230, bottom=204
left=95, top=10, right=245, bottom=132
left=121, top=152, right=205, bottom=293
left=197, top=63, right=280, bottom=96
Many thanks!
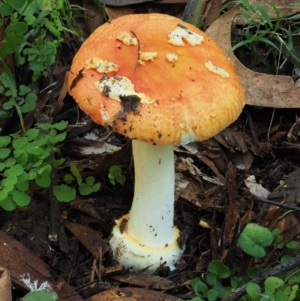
left=15, top=172, right=29, bottom=191
left=286, top=241, right=299, bottom=254
left=0, top=189, right=8, bottom=202
left=13, top=149, right=28, bottom=166
left=91, top=183, right=100, bottom=192
left=109, top=165, right=122, bottom=178
left=86, top=176, right=95, bottom=186
left=6, top=21, right=28, bottom=34
left=5, top=164, right=24, bottom=176
left=28, top=170, right=37, bottom=180
left=264, top=276, right=283, bottom=294
left=79, top=183, right=93, bottom=196
left=237, top=223, right=274, bottom=258
left=12, top=189, right=30, bottom=207
left=21, top=93, right=37, bottom=113
left=0, top=136, right=11, bottom=148
left=2, top=175, right=18, bottom=186
left=52, top=120, right=68, bottom=131
left=53, top=185, right=76, bottom=202
left=206, top=273, right=217, bottom=286
left=26, top=144, right=45, bottom=156
left=12, top=137, right=28, bottom=149
left=18, top=84, right=31, bottom=96
left=208, top=260, right=230, bottom=279
left=207, top=289, right=218, bottom=301
left=246, top=283, right=261, bottom=301
left=6, top=157, right=17, bottom=167
left=52, top=158, right=65, bottom=168
left=0, top=163, right=5, bottom=172
left=0, top=3, right=13, bottom=16
left=49, top=132, right=66, bottom=144
left=24, top=14, right=36, bottom=25
left=286, top=270, right=300, bottom=284
left=70, top=165, right=82, bottom=184
left=64, top=174, right=74, bottom=184
left=192, top=278, right=208, bottom=298
left=0, top=148, right=11, bottom=159
left=26, top=128, right=39, bottom=141
left=0, top=195, right=17, bottom=211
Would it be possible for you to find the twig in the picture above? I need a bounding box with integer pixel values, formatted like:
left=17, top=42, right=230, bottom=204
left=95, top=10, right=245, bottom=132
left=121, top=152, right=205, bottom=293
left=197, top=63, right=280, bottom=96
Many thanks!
left=223, top=256, right=300, bottom=301
left=182, top=0, right=207, bottom=25
left=253, top=195, right=300, bottom=211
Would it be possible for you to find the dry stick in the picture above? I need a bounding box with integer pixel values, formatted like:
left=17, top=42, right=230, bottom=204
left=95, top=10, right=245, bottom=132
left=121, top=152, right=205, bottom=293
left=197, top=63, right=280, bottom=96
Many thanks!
left=182, top=0, right=207, bottom=24
left=253, top=195, right=300, bottom=211
left=130, top=30, right=140, bottom=73
left=223, top=256, right=300, bottom=301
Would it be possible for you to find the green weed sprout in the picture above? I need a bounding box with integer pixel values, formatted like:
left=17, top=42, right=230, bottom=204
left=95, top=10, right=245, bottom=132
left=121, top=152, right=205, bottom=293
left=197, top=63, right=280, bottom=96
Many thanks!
left=0, top=121, right=68, bottom=210
left=230, top=0, right=300, bottom=77
left=0, top=0, right=81, bottom=121
left=237, top=223, right=274, bottom=258
left=55, top=165, right=101, bottom=202
left=108, top=165, right=125, bottom=186
left=0, top=0, right=79, bottom=80
left=188, top=224, right=300, bottom=301
left=246, top=278, right=298, bottom=301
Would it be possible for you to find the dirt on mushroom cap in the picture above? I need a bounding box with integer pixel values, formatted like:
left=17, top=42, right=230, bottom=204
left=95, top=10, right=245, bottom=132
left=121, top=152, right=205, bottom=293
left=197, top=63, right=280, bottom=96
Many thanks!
left=68, top=13, right=245, bottom=145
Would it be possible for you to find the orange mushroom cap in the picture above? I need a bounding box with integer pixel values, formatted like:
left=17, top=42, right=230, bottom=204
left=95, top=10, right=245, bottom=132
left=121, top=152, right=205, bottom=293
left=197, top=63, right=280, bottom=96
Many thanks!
left=68, top=13, right=245, bottom=145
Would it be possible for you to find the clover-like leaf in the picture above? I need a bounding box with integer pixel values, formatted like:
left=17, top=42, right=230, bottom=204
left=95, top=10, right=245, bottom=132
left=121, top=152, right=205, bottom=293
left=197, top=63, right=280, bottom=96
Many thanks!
left=208, top=260, right=230, bottom=279
left=12, top=137, right=28, bottom=149
left=0, top=148, right=11, bottom=159
left=246, top=283, right=261, bottom=301
left=78, top=183, right=93, bottom=196
left=12, top=189, right=30, bottom=207
left=53, top=185, right=76, bottom=202
left=26, top=128, right=39, bottom=141
left=0, top=136, right=11, bottom=148
left=0, top=195, right=17, bottom=211
left=237, top=223, right=274, bottom=258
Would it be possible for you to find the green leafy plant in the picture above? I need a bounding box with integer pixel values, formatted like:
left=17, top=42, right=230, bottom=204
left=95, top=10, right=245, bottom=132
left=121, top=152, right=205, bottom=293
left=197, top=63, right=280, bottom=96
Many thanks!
left=0, top=0, right=80, bottom=80
left=230, top=0, right=300, bottom=79
left=237, top=223, right=274, bottom=258
left=55, top=165, right=101, bottom=202
left=188, top=224, right=300, bottom=301
left=0, top=0, right=82, bottom=121
left=0, top=121, right=68, bottom=210
left=108, top=165, right=125, bottom=185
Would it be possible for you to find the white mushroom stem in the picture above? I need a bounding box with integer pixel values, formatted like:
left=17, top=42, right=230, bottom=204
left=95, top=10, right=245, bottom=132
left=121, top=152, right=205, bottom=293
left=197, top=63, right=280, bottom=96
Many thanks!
left=109, top=140, right=184, bottom=273
left=128, top=140, right=176, bottom=247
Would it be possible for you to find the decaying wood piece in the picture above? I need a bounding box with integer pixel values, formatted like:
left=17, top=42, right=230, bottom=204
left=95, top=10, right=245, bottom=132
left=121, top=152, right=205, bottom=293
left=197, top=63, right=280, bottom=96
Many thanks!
left=221, top=163, right=240, bottom=265
left=0, top=267, right=12, bottom=301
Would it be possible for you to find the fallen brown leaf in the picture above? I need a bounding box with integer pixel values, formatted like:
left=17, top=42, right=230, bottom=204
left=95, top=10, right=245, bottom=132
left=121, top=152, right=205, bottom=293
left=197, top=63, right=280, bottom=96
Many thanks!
left=63, top=221, right=110, bottom=260
left=109, top=271, right=176, bottom=290
left=234, top=0, right=300, bottom=24
left=206, top=5, right=300, bottom=108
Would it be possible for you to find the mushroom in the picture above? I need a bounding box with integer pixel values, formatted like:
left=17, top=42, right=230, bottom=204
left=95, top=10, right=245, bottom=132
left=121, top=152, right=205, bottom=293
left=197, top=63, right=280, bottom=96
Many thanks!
left=68, top=14, right=245, bottom=273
